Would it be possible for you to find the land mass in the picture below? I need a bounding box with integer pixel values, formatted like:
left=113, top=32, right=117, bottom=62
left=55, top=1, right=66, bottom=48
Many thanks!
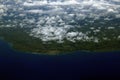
left=0, top=27, right=120, bottom=55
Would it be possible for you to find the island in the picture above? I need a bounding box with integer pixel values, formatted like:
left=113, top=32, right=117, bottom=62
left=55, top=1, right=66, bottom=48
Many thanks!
left=0, top=0, right=120, bottom=55
left=0, top=21, right=120, bottom=55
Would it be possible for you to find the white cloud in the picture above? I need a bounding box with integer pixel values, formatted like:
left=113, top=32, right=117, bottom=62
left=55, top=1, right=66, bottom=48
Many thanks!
left=0, top=4, right=7, bottom=15
left=0, top=0, right=120, bottom=43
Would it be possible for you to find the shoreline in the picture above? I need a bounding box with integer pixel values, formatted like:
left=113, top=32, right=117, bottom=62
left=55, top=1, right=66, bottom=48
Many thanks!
left=0, top=27, right=120, bottom=55
left=1, top=38, right=120, bottom=56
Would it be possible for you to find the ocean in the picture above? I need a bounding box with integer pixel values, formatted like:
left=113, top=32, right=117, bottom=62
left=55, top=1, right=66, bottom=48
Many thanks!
left=0, top=39, right=120, bottom=79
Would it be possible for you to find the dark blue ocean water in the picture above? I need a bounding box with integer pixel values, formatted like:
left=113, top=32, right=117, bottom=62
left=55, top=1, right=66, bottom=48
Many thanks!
left=0, top=39, right=120, bottom=79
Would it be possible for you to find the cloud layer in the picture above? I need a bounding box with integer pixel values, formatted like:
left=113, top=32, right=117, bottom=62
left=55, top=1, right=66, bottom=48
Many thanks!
left=0, top=0, right=120, bottom=42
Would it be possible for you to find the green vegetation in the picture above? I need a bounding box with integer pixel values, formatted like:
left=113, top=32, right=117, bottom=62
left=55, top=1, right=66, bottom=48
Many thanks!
left=0, top=27, right=120, bottom=55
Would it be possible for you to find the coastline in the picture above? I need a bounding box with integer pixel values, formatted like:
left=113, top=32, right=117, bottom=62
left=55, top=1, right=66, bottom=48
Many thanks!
left=0, top=27, right=120, bottom=55
left=0, top=38, right=120, bottom=56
